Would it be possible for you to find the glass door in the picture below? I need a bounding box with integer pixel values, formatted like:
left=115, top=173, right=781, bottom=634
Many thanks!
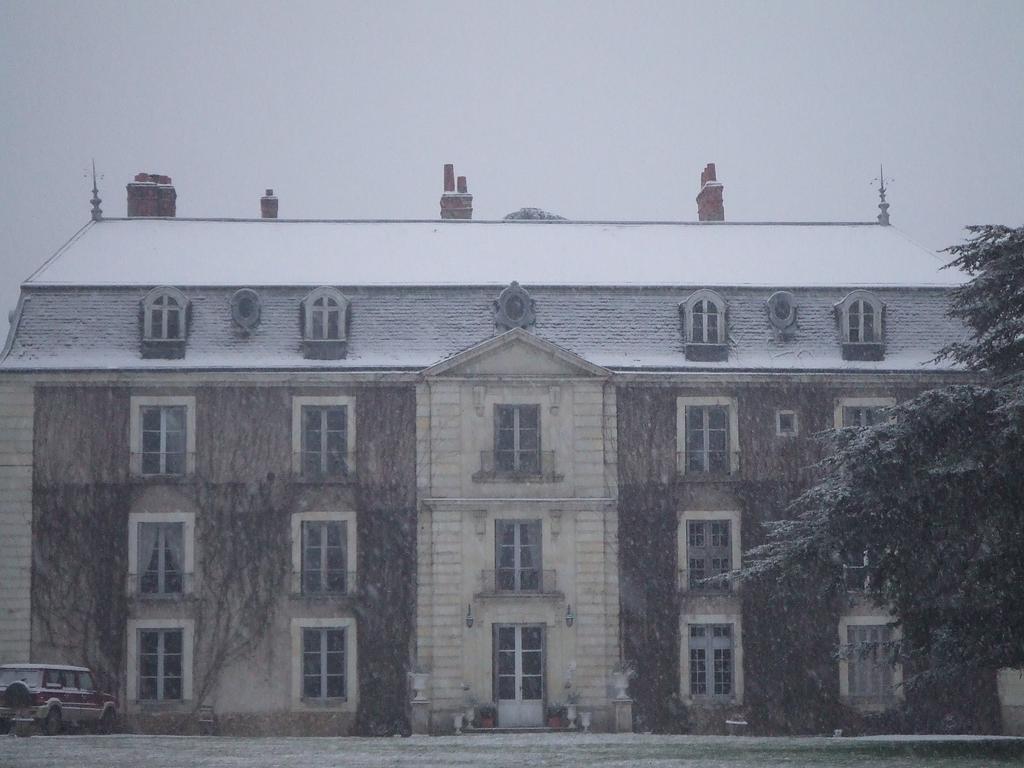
left=494, top=624, right=545, bottom=727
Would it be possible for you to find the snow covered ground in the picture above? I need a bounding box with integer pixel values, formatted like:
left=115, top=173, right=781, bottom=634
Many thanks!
left=2, top=733, right=1022, bottom=768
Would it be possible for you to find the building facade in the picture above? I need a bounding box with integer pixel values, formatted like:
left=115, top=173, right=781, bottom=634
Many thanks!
left=1, top=165, right=1019, bottom=734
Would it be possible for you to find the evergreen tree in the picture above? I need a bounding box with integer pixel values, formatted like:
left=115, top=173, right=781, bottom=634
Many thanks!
left=746, top=225, right=1024, bottom=681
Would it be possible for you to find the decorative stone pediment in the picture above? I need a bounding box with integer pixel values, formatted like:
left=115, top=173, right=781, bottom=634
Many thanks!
left=422, top=328, right=609, bottom=378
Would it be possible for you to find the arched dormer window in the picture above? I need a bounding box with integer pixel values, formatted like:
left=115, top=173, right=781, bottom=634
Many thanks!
left=302, top=287, right=350, bottom=360
left=141, top=286, right=189, bottom=359
left=680, top=289, right=728, bottom=361
left=836, top=290, right=885, bottom=361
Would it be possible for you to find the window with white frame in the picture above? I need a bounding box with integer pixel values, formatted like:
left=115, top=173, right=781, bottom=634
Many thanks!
left=839, top=617, right=901, bottom=707
left=129, top=396, right=196, bottom=477
left=139, top=522, right=184, bottom=595
left=494, top=404, right=541, bottom=474
left=291, top=511, right=357, bottom=596
left=302, top=287, right=349, bottom=341
left=688, top=624, right=734, bottom=698
left=682, top=289, right=727, bottom=344
left=291, top=396, right=356, bottom=480
left=127, top=618, right=193, bottom=705
left=776, top=410, right=799, bottom=437
left=686, top=520, right=731, bottom=591
left=836, top=290, right=884, bottom=345
left=679, top=510, right=741, bottom=593
left=143, top=287, right=189, bottom=341
left=290, top=617, right=357, bottom=709
left=835, top=397, right=896, bottom=429
left=302, top=520, right=348, bottom=595
left=677, top=397, right=739, bottom=476
left=138, top=628, right=183, bottom=701
left=302, top=627, right=347, bottom=700
left=495, top=519, right=542, bottom=592
left=128, top=512, right=195, bottom=597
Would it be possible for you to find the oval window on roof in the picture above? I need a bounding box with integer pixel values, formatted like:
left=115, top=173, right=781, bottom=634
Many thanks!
left=766, top=291, right=797, bottom=332
left=231, top=289, right=261, bottom=330
left=494, top=281, right=535, bottom=330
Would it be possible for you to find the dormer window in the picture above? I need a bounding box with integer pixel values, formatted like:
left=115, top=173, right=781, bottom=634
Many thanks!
left=681, top=289, right=728, bottom=362
left=302, top=287, right=350, bottom=360
left=142, top=287, right=189, bottom=359
left=836, top=291, right=885, bottom=361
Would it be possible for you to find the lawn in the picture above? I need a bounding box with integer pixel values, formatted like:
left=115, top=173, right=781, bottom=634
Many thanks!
left=2, top=733, right=1022, bottom=767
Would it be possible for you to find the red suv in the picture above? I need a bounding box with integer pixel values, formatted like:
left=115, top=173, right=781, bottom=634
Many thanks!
left=0, top=664, right=117, bottom=735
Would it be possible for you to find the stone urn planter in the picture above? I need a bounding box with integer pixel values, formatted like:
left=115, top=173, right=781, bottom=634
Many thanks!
left=580, top=711, right=592, bottom=732
left=453, top=712, right=464, bottom=735
left=410, top=672, right=429, bottom=702
left=611, top=671, right=630, bottom=699
left=566, top=703, right=578, bottom=727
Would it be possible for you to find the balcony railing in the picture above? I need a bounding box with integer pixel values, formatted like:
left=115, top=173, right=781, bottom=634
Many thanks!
left=676, top=451, right=742, bottom=481
left=291, top=570, right=358, bottom=597
left=473, top=451, right=562, bottom=483
left=133, top=571, right=194, bottom=598
left=292, top=452, right=356, bottom=483
left=843, top=564, right=869, bottom=592
left=678, top=569, right=733, bottom=594
left=478, top=569, right=560, bottom=596
left=130, top=451, right=196, bottom=479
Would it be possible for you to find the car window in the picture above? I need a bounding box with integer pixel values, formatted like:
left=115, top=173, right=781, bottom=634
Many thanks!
left=57, top=670, right=72, bottom=688
left=44, top=669, right=63, bottom=687
left=0, top=668, right=42, bottom=687
left=78, top=671, right=95, bottom=691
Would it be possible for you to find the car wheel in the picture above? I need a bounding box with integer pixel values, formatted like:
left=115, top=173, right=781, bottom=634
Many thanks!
left=43, top=707, right=62, bottom=736
left=97, top=708, right=116, bottom=734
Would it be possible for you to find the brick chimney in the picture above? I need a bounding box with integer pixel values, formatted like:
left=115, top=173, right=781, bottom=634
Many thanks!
left=126, top=173, right=176, bottom=217
left=260, top=189, right=278, bottom=219
left=696, top=163, right=724, bottom=222
left=440, top=163, right=473, bottom=220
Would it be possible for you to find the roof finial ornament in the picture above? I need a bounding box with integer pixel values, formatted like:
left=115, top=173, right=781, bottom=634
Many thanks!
left=88, top=159, right=103, bottom=221
left=873, top=164, right=892, bottom=226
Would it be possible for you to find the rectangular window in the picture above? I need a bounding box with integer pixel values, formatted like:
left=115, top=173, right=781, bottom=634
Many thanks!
left=495, top=405, right=540, bottom=474
left=689, top=624, right=733, bottom=698
left=301, top=406, right=349, bottom=479
left=138, top=522, right=184, bottom=595
left=685, top=405, right=730, bottom=473
left=687, top=520, right=731, bottom=591
left=842, top=406, right=886, bottom=427
left=495, top=520, right=542, bottom=591
left=138, top=629, right=183, bottom=701
left=776, top=410, right=798, bottom=437
left=301, top=521, right=348, bottom=595
left=302, top=628, right=346, bottom=700
left=847, top=624, right=894, bottom=699
left=140, top=405, right=186, bottom=476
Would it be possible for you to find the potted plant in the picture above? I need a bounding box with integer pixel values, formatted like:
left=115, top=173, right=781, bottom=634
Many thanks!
left=409, top=664, right=429, bottom=702
left=478, top=703, right=497, bottom=728
left=546, top=703, right=567, bottom=729
left=566, top=690, right=580, bottom=727
left=611, top=660, right=636, bottom=699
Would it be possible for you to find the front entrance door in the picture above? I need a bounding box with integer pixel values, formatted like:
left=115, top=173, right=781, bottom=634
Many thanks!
left=495, top=624, right=544, bottom=727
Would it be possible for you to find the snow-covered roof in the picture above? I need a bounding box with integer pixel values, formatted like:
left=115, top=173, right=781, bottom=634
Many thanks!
left=2, top=284, right=966, bottom=372
left=2, top=217, right=969, bottom=373
left=25, top=218, right=964, bottom=288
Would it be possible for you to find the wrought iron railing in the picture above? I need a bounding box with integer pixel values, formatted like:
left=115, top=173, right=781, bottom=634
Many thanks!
left=292, top=452, right=356, bottom=482
left=291, top=570, right=358, bottom=597
left=678, top=568, right=733, bottom=593
left=473, top=451, right=561, bottom=482
left=134, top=571, right=194, bottom=597
left=479, top=569, right=559, bottom=595
left=676, top=450, right=742, bottom=480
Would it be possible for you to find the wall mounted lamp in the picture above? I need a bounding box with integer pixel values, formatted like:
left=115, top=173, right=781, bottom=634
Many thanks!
left=465, top=603, right=474, bottom=629
left=565, top=603, right=575, bottom=628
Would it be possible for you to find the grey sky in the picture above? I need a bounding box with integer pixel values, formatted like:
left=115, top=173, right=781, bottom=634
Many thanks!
left=2, top=0, right=1022, bottom=341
